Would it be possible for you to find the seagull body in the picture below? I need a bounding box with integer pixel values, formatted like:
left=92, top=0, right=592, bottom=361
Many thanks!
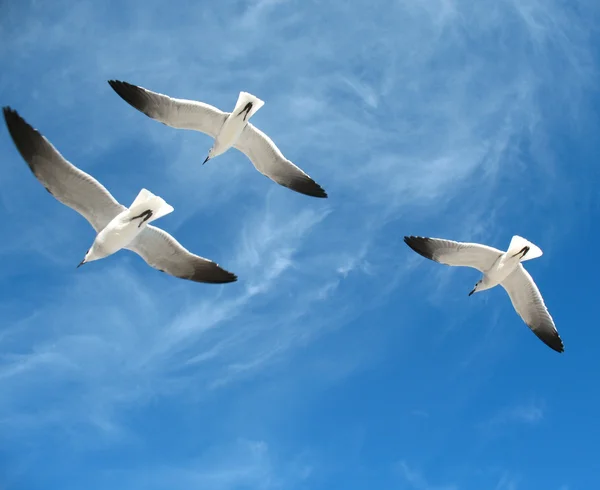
left=107, top=80, right=327, bottom=198
left=81, top=188, right=174, bottom=266
left=209, top=91, right=265, bottom=160
left=3, top=107, right=237, bottom=284
left=404, top=235, right=564, bottom=353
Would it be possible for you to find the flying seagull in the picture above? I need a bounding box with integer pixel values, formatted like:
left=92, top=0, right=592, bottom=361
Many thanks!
left=3, top=107, right=237, bottom=284
left=107, top=80, right=327, bottom=199
left=404, top=235, right=564, bottom=353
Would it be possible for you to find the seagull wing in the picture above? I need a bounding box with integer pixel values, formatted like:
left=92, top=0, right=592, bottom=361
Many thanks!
left=108, top=80, right=228, bottom=138
left=126, top=225, right=237, bottom=284
left=3, top=107, right=125, bottom=232
left=500, top=264, right=564, bottom=353
left=234, top=123, right=327, bottom=198
left=404, top=236, right=502, bottom=272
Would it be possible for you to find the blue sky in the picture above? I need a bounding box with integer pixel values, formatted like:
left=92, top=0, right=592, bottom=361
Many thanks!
left=0, top=0, right=599, bottom=488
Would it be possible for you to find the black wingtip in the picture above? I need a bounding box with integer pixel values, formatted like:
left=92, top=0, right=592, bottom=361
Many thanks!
left=404, top=235, right=436, bottom=262
left=107, top=79, right=128, bottom=90
left=3, top=106, right=18, bottom=136
left=108, top=79, right=133, bottom=95
left=3, top=106, right=44, bottom=165
left=107, top=79, right=133, bottom=93
left=286, top=176, right=328, bottom=198
left=311, top=187, right=328, bottom=198
left=216, top=269, right=238, bottom=284
left=309, top=181, right=328, bottom=198
left=3, top=105, right=15, bottom=119
left=108, top=79, right=154, bottom=117
left=316, top=187, right=328, bottom=198
left=4, top=106, right=34, bottom=137
left=536, top=330, right=565, bottom=353
left=190, top=264, right=238, bottom=284
left=546, top=338, right=564, bottom=354
left=3, top=105, right=22, bottom=129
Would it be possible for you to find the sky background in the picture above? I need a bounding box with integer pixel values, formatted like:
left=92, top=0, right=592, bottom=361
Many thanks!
left=0, top=0, right=599, bottom=488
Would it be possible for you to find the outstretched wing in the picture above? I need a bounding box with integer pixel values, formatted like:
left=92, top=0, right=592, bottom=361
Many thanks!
left=3, top=107, right=124, bottom=232
left=234, top=123, right=327, bottom=198
left=404, top=236, right=502, bottom=272
left=108, top=80, right=228, bottom=138
left=500, top=265, right=564, bottom=353
left=127, top=225, right=238, bottom=284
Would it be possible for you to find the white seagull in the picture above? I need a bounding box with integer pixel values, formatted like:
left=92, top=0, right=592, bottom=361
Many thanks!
left=3, top=107, right=237, bottom=284
left=404, top=235, right=564, bottom=353
left=107, top=80, right=327, bottom=199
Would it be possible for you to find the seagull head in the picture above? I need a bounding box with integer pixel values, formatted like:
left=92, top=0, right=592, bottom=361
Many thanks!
left=77, top=249, right=90, bottom=268
left=202, top=146, right=217, bottom=165
left=203, top=143, right=230, bottom=164
left=468, top=281, right=481, bottom=296
left=77, top=245, right=105, bottom=269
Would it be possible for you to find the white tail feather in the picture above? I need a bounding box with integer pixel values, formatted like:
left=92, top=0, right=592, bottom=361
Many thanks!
left=128, top=188, right=174, bottom=224
left=507, top=235, right=543, bottom=262
left=232, top=91, right=265, bottom=120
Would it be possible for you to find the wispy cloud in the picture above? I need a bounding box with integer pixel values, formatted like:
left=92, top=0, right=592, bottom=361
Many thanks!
left=0, top=202, right=336, bottom=430
left=398, top=461, right=458, bottom=490
left=479, top=399, right=545, bottom=435
left=494, top=472, right=520, bottom=490
left=112, top=438, right=313, bottom=490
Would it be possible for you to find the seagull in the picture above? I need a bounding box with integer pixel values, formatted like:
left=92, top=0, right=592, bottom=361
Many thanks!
left=3, top=107, right=237, bottom=284
left=107, top=80, right=328, bottom=199
left=404, top=235, right=564, bottom=353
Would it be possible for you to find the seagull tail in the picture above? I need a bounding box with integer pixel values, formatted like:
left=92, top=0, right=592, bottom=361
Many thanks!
left=232, top=91, right=265, bottom=119
left=128, top=188, right=174, bottom=223
left=507, top=235, right=543, bottom=262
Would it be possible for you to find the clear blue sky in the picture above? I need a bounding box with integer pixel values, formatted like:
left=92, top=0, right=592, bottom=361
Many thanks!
left=1, top=0, right=599, bottom=488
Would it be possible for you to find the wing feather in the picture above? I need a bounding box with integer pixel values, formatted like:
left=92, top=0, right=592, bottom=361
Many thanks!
left=404, top=236, right=502, bottom=272
left=234, top=124, right=327, bottom=198
left=3, top=107, right=124, bottom=232
left=127, top=225, right=237, bottom=284
left=108, top=80, right=228, bottom=138
left=500, top=265, right=564, bottom=353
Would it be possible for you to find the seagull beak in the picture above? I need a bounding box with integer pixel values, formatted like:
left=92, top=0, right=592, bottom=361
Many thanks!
left=77, top=259, right=86, bottom=269
left=468, top=288, right=475, bottom=296
left=202, top=155, right=210, bottom=165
